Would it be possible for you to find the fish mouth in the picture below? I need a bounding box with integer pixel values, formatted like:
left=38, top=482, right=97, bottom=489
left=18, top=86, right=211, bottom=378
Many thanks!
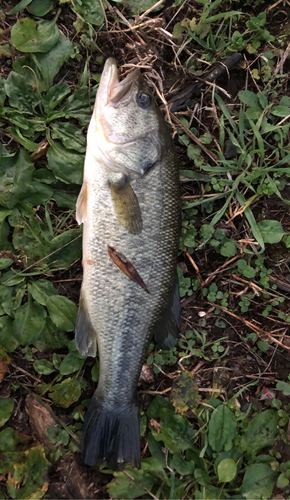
left=93, top=59, right=158, bottom=178
left=98, top=58, right=141, bottom=106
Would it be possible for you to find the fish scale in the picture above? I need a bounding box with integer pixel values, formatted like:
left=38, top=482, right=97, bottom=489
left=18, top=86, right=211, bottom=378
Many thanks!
left=75, top=58, right=180, bottom=469
left=84, top=148, right=179, bottom=403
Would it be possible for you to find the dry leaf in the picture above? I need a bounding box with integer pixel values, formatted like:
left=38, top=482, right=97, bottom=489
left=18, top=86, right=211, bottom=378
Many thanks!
left=0, top=351, right=11, bottom=383
left=30, top=140, right=49, bottom=161
left=287, top=418, right=290, bottom=442
left=108, top=246, right=149, bottom=293
left=140, top=364, right=154, bottom=383
left=150, top=418, right=161, bottom=433
left=25, top=394, right=58, bottom=448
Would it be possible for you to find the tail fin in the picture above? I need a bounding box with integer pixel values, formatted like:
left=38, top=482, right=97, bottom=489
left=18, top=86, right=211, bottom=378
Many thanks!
left=81, top=398, right=141, bottom=470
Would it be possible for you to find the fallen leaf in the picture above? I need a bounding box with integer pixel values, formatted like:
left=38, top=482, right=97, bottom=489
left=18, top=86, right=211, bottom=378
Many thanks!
left=287, top=418, right=290, bottom=442
left=48, top=455, right=94, bottom=499
left=170, top=371, right=201, bottom=415
left=25, top=394, right=58, bottom=448
left=0, top=349, right=11, bottom=383
left=150, top=418, right=161, bottom=433
left=140, top=364, right=154, bottom=383
left=260, top=387, right=276, bottom=400
left=30, top=140, right=49, bottom=161
left=108, top=246, right=149, bottom=293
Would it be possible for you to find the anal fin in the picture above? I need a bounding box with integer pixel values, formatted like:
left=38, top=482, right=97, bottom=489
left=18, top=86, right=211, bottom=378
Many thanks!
left=75, top=292, right=97, bottom=357
left=109, top=175, right=142, bottom=234
left=153, top=270, right=180, bottom=349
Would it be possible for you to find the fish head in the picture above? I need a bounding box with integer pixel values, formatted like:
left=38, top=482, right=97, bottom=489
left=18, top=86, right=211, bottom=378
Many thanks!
left=88, top=58, right=171, bottom=178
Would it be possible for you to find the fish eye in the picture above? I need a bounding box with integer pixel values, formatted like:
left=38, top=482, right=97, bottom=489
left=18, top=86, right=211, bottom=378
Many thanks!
left=137, top=92, right=150, bottom=108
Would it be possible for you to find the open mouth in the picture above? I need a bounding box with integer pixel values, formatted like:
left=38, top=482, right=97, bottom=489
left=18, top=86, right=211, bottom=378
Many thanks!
left=98, top=58, right=141, bottom=106
left=109, top=68, right=140, bottom=105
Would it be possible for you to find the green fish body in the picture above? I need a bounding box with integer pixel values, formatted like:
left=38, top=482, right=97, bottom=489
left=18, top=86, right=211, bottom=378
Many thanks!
left=75, top=58, right=180, bottom=469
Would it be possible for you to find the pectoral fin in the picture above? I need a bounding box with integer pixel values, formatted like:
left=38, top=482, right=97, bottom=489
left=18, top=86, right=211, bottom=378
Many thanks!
left=153, top=272, right=180, bottom=349
left=109, top=175, right=142, bottom=234
left=76, top=182, right=88, bottom=225
left=75, top=292, right=97, bottom=357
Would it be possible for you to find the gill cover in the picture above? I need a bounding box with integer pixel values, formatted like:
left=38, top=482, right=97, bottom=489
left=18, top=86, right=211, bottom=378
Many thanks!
left=87, top=58, right=167, bottom=179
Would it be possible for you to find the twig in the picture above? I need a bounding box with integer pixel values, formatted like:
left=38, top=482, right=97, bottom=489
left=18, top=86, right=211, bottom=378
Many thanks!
left=214, top=303, right=290, bottom=351
left=266, top=0, right=284, bottom=11
left=99, top=0, right=108, bottom=30
left=153, top=363, right=176, bottom=378
left=138, top=0, right=164, bottom=19
left=232, top=374, right=277, bottom=381
left=170, top=113, right=218, bottom=163
left=202, top=255, right=241, bottom=287
left=230, top=273, right=263, bottom=294
left=97, top=18, right=162, bottom=34
left=185, top=251, right=203, bottom=283
left=198, top=387, right=226, bottom=393
left=106, top=0, right=132, bottom=29
left=12, top=363, right=42, bottom=384
left=2, top=235, right=82, bottom=285
left=182, top=194, right=224, bottom=199
left=122, top=471, right=159, bottom=500
left=140, top=387, right=172, bottom=395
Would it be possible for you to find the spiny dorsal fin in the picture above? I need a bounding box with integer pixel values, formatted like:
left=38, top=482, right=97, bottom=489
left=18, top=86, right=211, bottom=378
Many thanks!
left=109, top=175, right=142, bottom=234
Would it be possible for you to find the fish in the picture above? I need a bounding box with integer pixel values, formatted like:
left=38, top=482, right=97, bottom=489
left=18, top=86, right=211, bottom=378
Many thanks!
left=75, top=58, right=180, bottom=470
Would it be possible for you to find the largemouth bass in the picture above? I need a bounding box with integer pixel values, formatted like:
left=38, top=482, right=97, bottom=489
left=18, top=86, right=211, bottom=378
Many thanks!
left=75, top=58, right=180, bottom=470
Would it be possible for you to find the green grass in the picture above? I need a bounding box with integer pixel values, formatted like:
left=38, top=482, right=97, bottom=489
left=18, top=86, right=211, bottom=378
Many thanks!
left=1, top=0, right=290, bottom=498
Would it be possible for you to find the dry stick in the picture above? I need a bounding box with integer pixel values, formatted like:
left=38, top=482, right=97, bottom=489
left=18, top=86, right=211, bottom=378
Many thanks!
left=191, top=360, right=205, bottom=375
left=165, top=0, right=187, bottom=29
left=277, top=113, right=290, bottom=126
left=199, top=388, right=225, bottom=393
left=256, top=313, right=290, bottom=326
left=141, top=387, right=172, bottom=395
left=139, top=0, right=164, bottom=19
left=153, top=363, right=175, bottom=379
left=229, top=273, right=290, bottom=302
left=182, top=194, right=223, bottom=199
left=226, top=195, right=262, bottom=222
left=274, top=41, right=290, bottom=76
left=122, top=471, right=159, bottom=500
left=189, top=74, right=232, bottom=99
left=262, top=341, right=279, bottom=376
left=185, top=251, right=203, bottom=283
left=2, top=235, right=82, bottom=285
left=202, top=254, right=241, bottom=287
left=170, top=113, right=219, bottom=163
left=230, top=273, right=263, bottom=293
left=266, top=0, right=284, bottom=11
left=12, top=363, right=42, bottom=384
left=99, top=0, right=108, bottom=30
left=215, top=303, right=290, bottom=351
left=154, top=85, right=173, bottom=128
left=98, top=17, right=162, bottom=34
left=53, top=278, right=82, bottom=282
left=106, top=0, right=132, bottom=29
